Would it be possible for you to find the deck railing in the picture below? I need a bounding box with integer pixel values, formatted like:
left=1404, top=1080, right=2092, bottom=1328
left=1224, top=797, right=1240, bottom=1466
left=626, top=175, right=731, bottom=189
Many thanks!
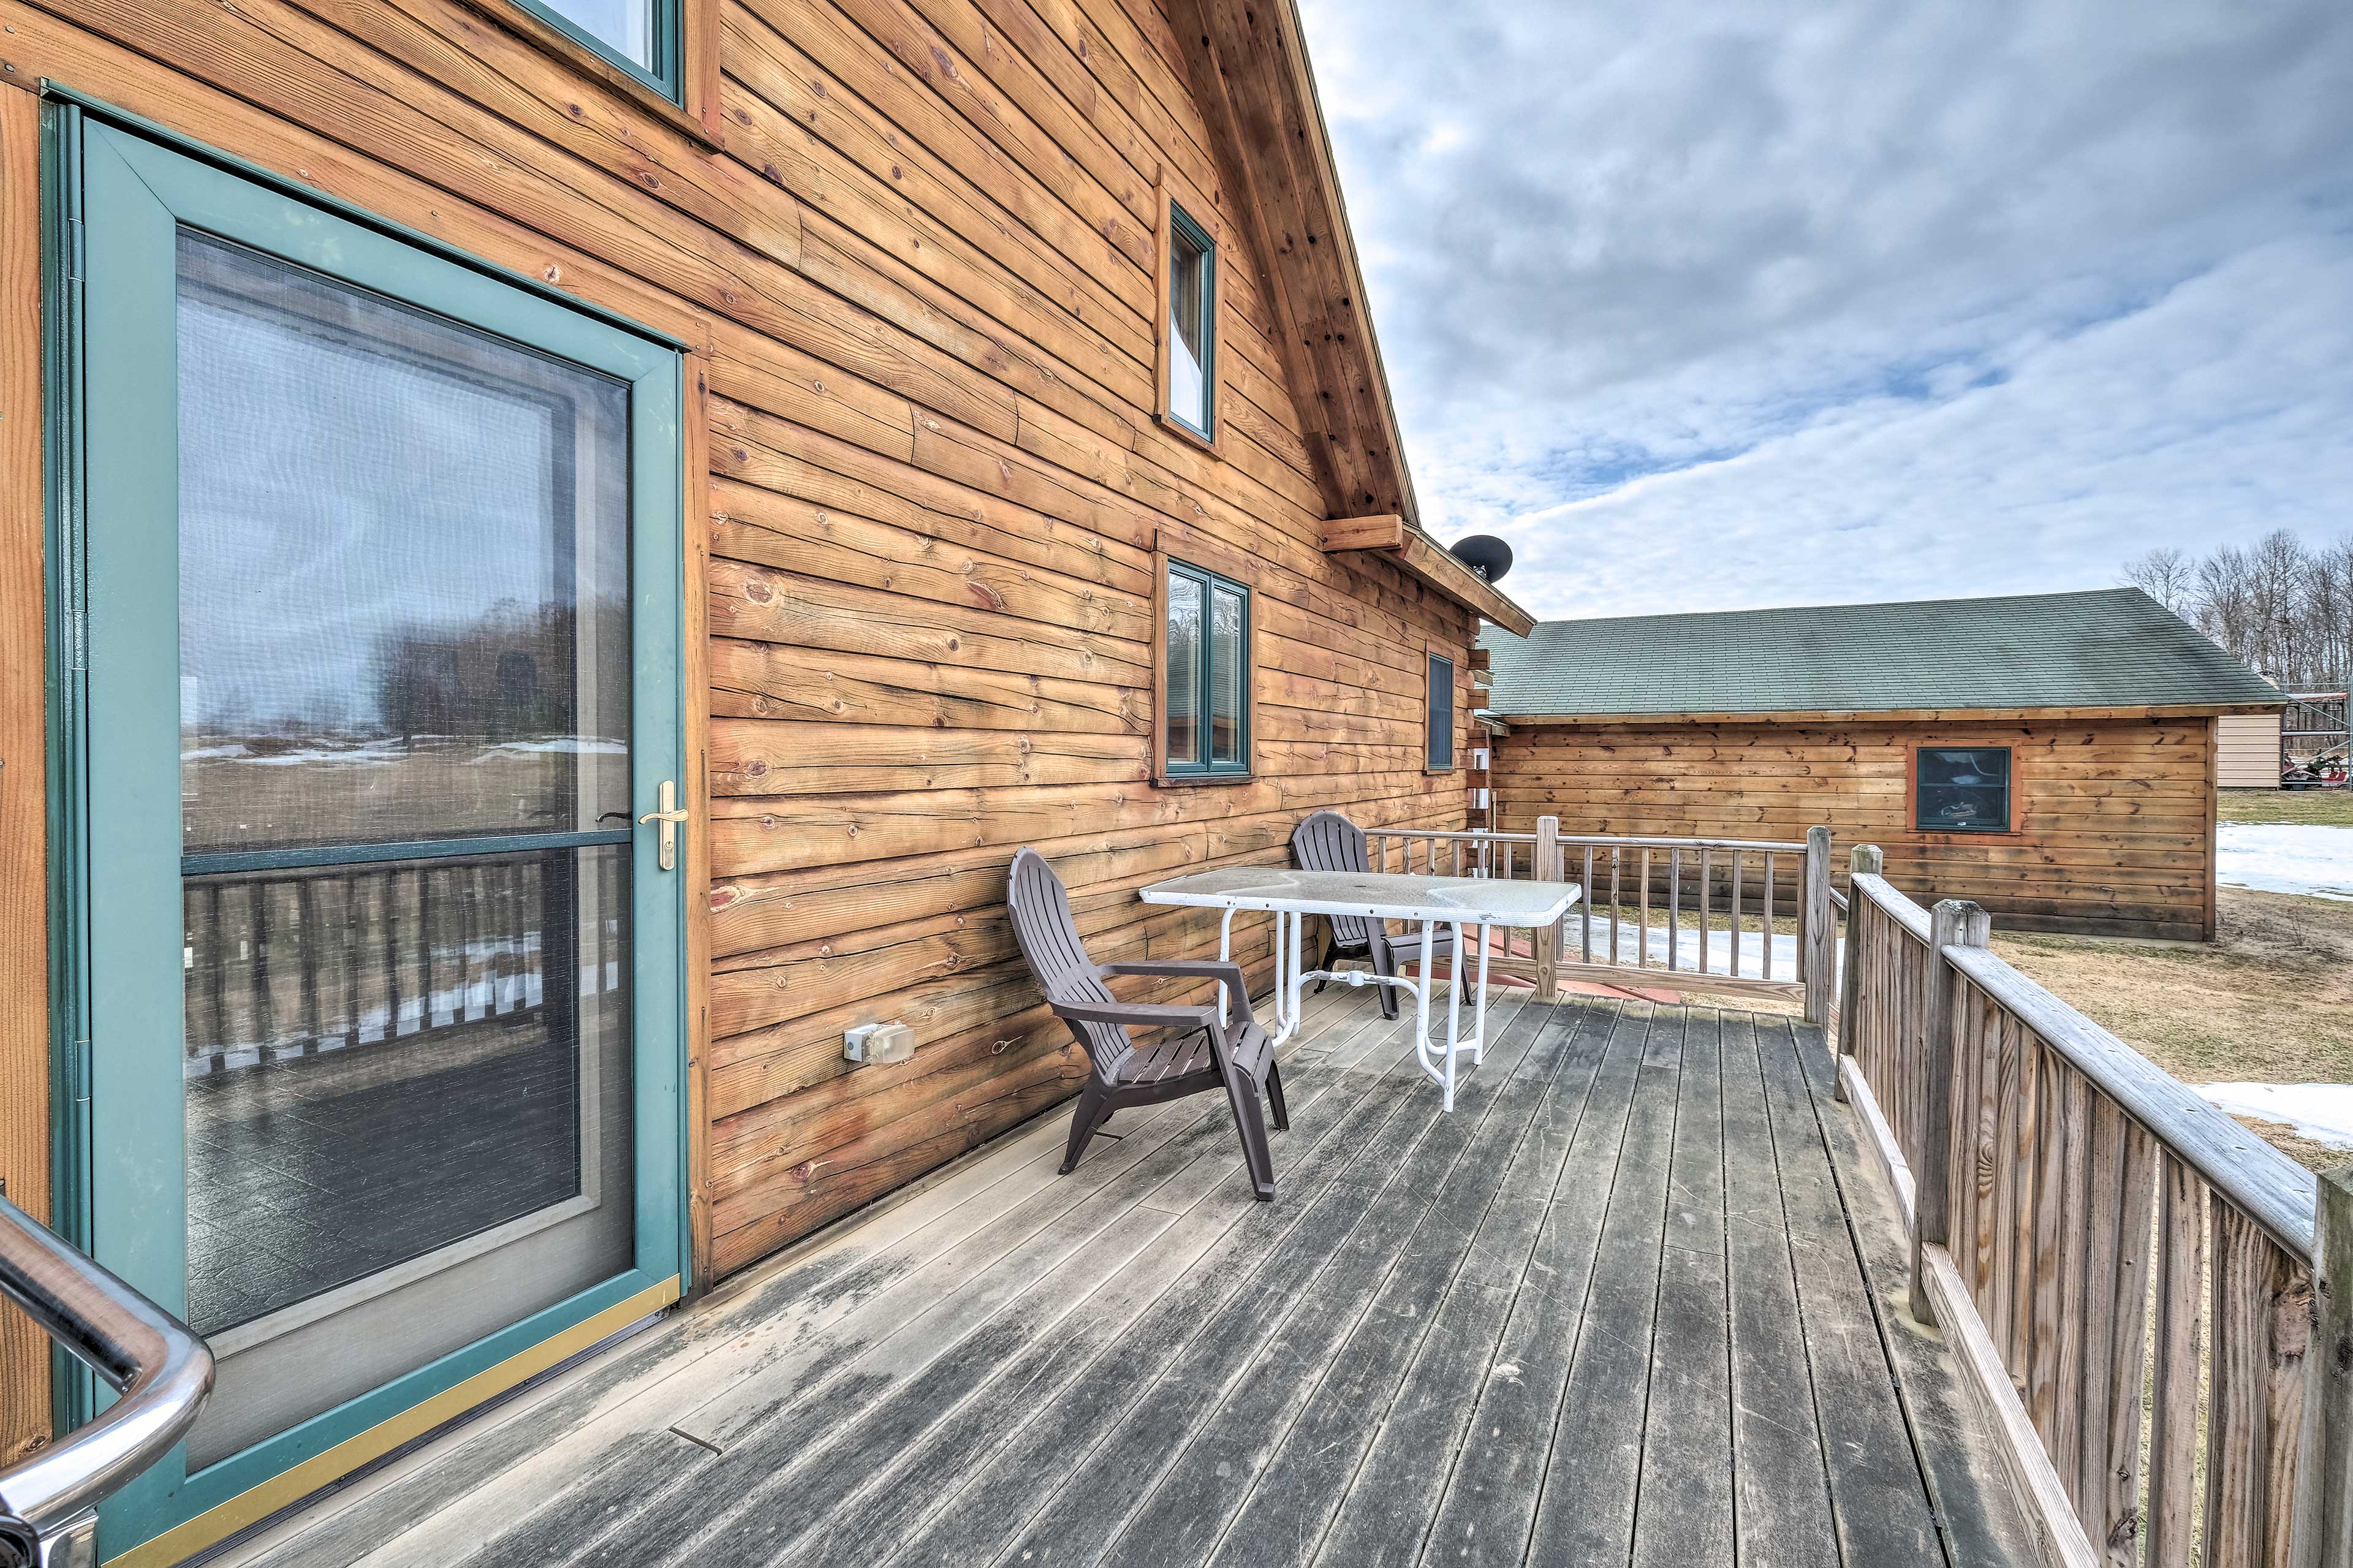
left=181, top=850, right=627, bottom=1072
left=1838, top=850, right=2352, bottom=1568
left=1360, top=818, right=1836, bottom=1022
left=0, top=1194, right=213, bottom=1568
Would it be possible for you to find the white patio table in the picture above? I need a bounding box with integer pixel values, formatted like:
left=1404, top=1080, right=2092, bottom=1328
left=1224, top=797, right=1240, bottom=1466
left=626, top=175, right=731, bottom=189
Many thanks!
left=1137, top=867, right=1580, bottom=1112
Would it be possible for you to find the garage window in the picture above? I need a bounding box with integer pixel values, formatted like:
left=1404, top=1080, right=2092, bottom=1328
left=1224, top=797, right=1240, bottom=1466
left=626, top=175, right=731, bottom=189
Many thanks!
left=1915, top=746, right=2012, bottom=833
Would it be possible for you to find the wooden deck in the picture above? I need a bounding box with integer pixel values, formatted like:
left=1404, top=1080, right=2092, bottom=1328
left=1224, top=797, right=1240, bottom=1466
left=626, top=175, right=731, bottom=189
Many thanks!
left=219, top=987, right=2034, bottom=1568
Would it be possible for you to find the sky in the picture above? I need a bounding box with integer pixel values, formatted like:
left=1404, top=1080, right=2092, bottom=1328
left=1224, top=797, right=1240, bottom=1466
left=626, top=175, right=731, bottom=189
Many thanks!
left=1295, top=0, right=2353, bottom=622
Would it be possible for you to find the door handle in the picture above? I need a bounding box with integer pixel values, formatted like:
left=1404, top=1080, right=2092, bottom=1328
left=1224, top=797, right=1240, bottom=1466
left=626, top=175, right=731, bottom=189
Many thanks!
left=637, top=779, right=688, bottom=871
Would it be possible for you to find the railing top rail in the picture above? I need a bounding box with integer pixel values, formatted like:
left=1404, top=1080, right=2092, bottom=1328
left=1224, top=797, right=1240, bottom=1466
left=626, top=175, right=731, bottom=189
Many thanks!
left=1360, top=827, right=1811, bottom=855
left=1850, top=871, right=1932, bottom=941
left=1555, top=834, right=1809, bottom=853
left=1363, top=829, right=1536, bottom=845
left=1939, top=945, right=2318, bottom=1259
left=0, top=1194, right=214, bottom=1553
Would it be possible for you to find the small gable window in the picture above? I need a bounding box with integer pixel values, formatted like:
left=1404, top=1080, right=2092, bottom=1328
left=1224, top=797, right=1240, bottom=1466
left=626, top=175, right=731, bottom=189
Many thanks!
left=1163, top=201, right=1217, bottom=441
left=517, top=0, right=681, bottom=100
left=1164, top=558, right=1249, bottom=778
left=1427, top=653, right=1456, bottom=770
left=1914, top=746, right=2012, bottom=834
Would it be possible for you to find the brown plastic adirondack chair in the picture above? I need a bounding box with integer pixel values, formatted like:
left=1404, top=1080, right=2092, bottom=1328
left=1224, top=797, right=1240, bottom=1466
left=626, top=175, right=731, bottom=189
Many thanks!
left=1289, top=809, right=1467, bottom=1021
left=1006, top=848, right=1287, bottom=1201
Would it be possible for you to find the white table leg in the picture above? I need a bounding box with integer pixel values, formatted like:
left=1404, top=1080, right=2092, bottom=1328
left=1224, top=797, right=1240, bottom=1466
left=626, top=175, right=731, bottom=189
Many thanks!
left=1474, top=923, right=1492, bottom=1064
left=1289, top=904, right=1308, bottom=1036
left=1414, top=917, right=1446, bottom=1110
left=1216, top=906, right=1238, bottom=1028
left=1445, top=918, right=1464, bottom=1108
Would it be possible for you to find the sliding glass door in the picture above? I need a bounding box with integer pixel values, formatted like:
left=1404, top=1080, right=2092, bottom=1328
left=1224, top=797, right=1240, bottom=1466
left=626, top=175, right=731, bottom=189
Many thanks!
left=62, top=116, right=686, bottom=1564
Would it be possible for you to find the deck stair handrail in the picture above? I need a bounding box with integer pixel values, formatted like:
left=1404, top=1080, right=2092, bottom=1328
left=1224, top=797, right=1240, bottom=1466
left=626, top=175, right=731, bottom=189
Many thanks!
left=1835, top=854, right=2351, bottom=1568
left=0, top=1193, right=213, bottom=1568
left=1357, top=819, right=1836, bottom=1023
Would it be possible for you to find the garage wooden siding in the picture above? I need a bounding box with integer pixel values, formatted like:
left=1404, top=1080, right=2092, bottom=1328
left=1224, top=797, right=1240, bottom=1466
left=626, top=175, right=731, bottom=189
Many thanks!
left=2216, top=712, right=2280, bottom=789
left=1489, top=717, right=2218, bottom=942
left=0, top=0, right=1479, bottom=1362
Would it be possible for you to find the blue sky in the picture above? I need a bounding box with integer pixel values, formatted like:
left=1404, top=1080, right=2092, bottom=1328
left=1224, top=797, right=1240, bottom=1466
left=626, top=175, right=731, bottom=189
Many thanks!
left=1296, top=0, right=2353, bottom=621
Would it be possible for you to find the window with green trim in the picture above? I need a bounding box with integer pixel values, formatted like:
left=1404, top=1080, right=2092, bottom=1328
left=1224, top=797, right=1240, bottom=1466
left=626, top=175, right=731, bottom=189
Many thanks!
left=1165, top=202, right=1216, bottom=439
left=1427, top=653, right=1455, bottom=769
left=1165, top=559, right=1249, bottom=775
left=514, top=0, right=681, bottom=101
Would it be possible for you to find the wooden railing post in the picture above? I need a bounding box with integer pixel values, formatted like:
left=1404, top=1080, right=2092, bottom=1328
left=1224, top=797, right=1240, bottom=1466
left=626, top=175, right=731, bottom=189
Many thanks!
left=1911, top=897, right=1991, bottom=1326
left=2298, top=1165, right=2352, bottom=1567
left=1534, top=815, right=1561, bottom=1002
left=1833, top=844, right=1883, bottom=1104
left=1801, top=825, right=1835, bottom=1026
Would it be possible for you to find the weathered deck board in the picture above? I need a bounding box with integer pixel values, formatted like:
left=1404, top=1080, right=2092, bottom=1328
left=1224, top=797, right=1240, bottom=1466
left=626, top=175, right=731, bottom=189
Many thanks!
left=1721, top=1010, right=1844, bottom=1568
left=1632, top=1007, right=1734, bottom=1568
left=224, top=992, right=2031, bottom=1568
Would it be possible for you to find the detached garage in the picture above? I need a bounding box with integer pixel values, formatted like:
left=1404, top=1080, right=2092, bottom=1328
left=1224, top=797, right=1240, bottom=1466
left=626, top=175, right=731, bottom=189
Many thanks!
left=1479, top=588, right=2285, bottom=941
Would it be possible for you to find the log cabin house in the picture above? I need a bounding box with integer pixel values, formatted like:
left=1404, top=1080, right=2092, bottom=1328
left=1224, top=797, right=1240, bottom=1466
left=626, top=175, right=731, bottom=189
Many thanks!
left=1479, top=589, right=2285, bottom=942
left=0, top=0, right=1537, bottom=1558
left=12, top=9, right=2350, bottom=1568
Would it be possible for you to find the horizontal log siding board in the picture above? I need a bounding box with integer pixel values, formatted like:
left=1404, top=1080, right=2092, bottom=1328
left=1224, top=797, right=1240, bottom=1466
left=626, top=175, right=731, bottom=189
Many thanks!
left=0, top=0, right=1482, bottom=1319
left=1491, top=716, right=2219, bottom=939
left=0, top=84, right=45, bottom=1467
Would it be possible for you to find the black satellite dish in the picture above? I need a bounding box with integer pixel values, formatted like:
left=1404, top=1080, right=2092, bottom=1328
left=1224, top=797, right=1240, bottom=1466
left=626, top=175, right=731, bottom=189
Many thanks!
left=1450, top=535, right=1514, bottom=585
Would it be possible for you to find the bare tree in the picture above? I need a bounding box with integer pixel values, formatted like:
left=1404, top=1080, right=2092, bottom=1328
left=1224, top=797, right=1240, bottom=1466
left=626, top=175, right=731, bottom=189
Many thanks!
left=2128, top=529, right=2353, bottom=689
left=2122, top=547, right=2195, bottom=615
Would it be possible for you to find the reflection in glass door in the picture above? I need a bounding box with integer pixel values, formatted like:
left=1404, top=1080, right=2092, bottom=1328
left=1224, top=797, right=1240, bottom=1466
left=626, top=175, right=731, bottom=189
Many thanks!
left=71, top=118, right=683, bottom=1561
left=172, top=233, right=642, bottom=1463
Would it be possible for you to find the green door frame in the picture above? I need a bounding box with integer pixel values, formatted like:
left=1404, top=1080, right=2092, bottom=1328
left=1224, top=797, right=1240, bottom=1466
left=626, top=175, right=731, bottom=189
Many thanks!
left=53, top=114, right=690, bottom=1565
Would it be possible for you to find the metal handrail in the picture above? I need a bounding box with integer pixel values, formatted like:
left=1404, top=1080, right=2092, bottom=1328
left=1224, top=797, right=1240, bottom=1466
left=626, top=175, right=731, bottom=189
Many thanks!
left=0, top=1194, right=213, bottom=1568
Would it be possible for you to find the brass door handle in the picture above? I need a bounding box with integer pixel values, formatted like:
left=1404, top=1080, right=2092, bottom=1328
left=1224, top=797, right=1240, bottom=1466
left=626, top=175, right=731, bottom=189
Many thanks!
left=637, top=780, right=686, bottom=871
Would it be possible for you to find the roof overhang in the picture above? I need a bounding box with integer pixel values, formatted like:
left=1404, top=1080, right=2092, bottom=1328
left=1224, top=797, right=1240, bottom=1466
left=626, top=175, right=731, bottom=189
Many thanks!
left=1169, top=0, right=1419, bottom=525
left=1317, top=515, right=1537, bottom=635
left=1494, top=702, right=2290, bottom=727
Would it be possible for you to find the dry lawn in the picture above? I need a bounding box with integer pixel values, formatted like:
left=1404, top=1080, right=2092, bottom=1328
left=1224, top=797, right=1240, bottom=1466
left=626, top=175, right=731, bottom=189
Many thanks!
left=1991, top=887, right=2353, bottom=1172
left=2217, top=786, right=2353, bottom=825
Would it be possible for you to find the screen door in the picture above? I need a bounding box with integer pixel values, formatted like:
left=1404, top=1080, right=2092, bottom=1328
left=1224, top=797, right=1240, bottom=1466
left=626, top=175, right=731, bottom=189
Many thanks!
left=67, top=119, right=685, bottom=1561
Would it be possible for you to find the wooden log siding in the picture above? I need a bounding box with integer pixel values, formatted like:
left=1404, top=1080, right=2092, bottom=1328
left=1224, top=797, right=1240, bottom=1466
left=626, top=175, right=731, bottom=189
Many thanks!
left=1838, top=869, right=2333, bottom=1568
left=1490, top=716, right=2222, bottom=940
left=0, top=0, right=1488, bottom=1429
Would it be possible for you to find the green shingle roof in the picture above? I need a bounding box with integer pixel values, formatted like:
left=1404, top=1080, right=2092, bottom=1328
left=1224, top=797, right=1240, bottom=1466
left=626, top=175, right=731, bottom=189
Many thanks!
left=1478, top=588, right=2283, bottom=719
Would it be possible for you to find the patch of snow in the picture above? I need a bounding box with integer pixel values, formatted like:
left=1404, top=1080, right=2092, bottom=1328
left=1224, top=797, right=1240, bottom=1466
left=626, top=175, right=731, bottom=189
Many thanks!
left=1559, top=915, right=1820, bottom=983
left=490, top=737, right=629, bottom=756
left=2216, top=823, right=2353, bottom=901
left=2197, top=1082, right=2353, bottom=1150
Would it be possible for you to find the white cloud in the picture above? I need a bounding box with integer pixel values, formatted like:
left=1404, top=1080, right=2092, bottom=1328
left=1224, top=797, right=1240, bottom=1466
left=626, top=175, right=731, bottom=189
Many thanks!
left=1297, top=0, right=2353, bottom=617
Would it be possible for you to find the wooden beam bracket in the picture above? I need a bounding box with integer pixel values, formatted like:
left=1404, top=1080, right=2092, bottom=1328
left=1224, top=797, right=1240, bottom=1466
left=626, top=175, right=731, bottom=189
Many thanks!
left=1317, top=517, right=1536, bottom=636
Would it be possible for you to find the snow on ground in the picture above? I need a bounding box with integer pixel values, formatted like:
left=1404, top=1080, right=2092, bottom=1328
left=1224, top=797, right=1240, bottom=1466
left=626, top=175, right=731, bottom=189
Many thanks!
left=2197, top=1083, right=2353, bottom=1149
left=1559, top=915, right=1809, bottom=982
left=2215, top=823, right=2353, bottom=901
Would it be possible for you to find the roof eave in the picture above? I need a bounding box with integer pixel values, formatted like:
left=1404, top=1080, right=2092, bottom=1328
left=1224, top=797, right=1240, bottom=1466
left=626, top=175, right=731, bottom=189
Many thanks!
left=1168, top=0, right=1421, bottom=528
left=1488, top=700, right=2291, bottom=726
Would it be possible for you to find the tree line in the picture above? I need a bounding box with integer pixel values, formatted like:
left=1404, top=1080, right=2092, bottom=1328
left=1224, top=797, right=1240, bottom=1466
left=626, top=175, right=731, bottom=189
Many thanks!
left=2123, top=529, right=2353, bottom=692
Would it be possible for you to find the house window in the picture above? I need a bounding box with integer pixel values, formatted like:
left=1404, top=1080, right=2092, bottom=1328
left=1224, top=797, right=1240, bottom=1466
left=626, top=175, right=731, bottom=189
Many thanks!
left=1164, top=202, right=1216, bottom=440
left=1427, top=653, right=1455, bottom=770
left=1915, top=746, right=2012, bottom=833
left=515, top=0, right=680, bottom=99
left=1165, top=559, right=1248, bottom=776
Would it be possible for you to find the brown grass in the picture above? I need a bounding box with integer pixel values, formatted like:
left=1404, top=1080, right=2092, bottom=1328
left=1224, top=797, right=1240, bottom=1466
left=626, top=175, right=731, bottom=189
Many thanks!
left=2217, top=786, right=2353, bottom=825
left=1990, top=888, right=2353, bottom=1172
